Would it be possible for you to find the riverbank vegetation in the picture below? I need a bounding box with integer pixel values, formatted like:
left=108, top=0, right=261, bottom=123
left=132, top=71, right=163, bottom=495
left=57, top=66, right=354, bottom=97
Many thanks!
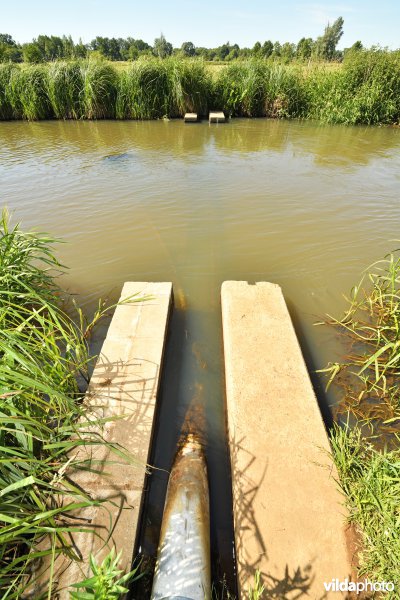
left=331, top=426, right=399, bottom=591
left=0, top=50, right=399, bottom=124
left=321, top=253, right=400, bottom=593
left=321, top=251, right=400, bottom=435
left=0, top=211, right=136, bottom=598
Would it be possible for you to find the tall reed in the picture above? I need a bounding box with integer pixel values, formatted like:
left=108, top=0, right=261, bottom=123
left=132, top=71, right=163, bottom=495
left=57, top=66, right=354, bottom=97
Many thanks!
left=306, top=50, right=400, bottom=124
left=0, top=52, right=399, bottom=124
left=46, top=61, right=83, bottom=119
left=215, top=60, right=305, bottom=118
left=0, top=65, right=17, bottom=120
left=7, top=65, right=51, bottom=120
left=80, top=61, right=118, bottom=119
left=0, top=210, right=136, bottom=598
left=168, top=58, right=212, bottom=116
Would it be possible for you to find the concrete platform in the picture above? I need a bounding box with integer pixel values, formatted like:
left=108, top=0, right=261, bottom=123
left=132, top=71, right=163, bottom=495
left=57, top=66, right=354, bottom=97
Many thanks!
left=184, top=112, right=198, bottom=122
left=221, top=281, right=352, bottom=598
left=33, top=282, right=172, bottom=598
left=209, top=111, right=226, bottom=123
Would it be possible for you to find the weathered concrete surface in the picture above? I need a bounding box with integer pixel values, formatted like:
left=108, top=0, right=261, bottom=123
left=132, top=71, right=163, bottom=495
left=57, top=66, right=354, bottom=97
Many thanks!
left=209, top=111, right=226, bottom=123
left=221, top=281, right=353, bottom=599
left=184, top=112, right=198, bottom=122
left=33, top=282, right=172, bottom=598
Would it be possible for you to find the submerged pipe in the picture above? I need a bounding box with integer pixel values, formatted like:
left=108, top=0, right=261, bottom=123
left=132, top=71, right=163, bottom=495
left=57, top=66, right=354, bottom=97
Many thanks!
left=150, top=434, right=210, bottom=600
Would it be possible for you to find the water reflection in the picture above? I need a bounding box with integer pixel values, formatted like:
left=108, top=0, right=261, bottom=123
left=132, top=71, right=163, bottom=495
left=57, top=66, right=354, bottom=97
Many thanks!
left=0, top=119, right=399, bottom=169
left=1, top=118, right=400, bottom=596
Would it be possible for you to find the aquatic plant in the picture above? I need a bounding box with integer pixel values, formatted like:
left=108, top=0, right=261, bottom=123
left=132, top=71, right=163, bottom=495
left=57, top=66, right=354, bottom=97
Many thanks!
left=0, top=64, right=17, bottom=119
left=0, top=210, right=137, bottom=598
left=80, top=61, right=118, bottom=119
left=46, top=61, right=83, bottom=119
left=264, top=64, right=305, bottom=118
left=306, top=50, right=400, bottom=125
left=116, top=59, right=171, bottom=119
left=0, top=52, right=400, bottom=124
left=7, top=65, right=50, bottom=120
left=167, top=58, right=212, bottom=116
left=215, top=60, right=268, bottom=117
left=214, top=60, right=306, bottom=118
left=319, top=251, right=400, bottom=435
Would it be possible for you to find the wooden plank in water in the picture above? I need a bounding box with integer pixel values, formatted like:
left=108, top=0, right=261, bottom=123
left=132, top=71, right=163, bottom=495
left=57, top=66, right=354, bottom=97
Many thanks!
left=221, top=280, right=353, bottom=597
left=184, top=112, right=198, bottom=122
left=209, top=111, right=226, bottom=123
left=33, top=282, right=173, bottom=598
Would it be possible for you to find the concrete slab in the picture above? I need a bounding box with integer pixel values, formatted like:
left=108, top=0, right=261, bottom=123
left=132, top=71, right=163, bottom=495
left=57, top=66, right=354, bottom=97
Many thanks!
left=221, top=281, right=352, bottom=598
left=33, top=282, right=172, bottom=598
left=184, top=112, right=198, bottom=122
left=209, top=111, right=226, bottom=123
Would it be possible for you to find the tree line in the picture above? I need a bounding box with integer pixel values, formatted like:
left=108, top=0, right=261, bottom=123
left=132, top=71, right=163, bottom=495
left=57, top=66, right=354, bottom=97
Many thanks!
left=0, top=19, right=367, bottom=64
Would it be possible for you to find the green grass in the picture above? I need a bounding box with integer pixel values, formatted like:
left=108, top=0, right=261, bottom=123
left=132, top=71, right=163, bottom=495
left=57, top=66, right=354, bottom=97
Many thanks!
left=0, top=210, right=138, bottom=598
left=319, top=251, right=400, bottom=435
left=1, top=50, right=400, bottom=123
left=331, top=425, right=400, bottom=594
left=321, top=251, right=400, bottom=595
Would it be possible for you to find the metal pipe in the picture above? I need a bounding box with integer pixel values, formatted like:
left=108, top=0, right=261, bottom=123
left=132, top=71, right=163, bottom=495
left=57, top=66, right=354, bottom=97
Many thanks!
left=151, top=434, right=211, bottom=600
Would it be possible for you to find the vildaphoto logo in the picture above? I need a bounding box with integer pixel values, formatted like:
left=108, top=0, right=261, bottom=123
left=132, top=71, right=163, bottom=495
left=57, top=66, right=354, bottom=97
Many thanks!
left=324, top=579, right=395, bottom=593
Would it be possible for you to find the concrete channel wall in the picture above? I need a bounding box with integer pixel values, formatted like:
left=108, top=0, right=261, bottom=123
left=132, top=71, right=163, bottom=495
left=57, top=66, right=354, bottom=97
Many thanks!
left=221, top=281, right=352, bottom=599
left=34, top=282, right=172, bottom=598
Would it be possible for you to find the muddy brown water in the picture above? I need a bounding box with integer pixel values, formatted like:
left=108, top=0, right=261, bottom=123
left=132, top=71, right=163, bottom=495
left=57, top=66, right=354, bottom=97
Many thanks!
left=1, top=119, right=400, bottom=594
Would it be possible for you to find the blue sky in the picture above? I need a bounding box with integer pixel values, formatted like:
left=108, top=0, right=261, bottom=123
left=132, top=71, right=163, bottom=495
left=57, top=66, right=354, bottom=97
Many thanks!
left=2, top=0, right=399, bottom=49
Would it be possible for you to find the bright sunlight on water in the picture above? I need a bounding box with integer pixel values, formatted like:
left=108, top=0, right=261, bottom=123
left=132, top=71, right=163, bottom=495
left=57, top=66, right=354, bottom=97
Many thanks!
left=1, top=118, right=400, bottom=590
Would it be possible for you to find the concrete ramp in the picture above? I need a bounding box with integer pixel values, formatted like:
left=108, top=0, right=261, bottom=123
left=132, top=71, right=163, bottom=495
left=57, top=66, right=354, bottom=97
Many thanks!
left=221, top=281, right=352, bottom=598
left=33, top=282, right=172, bottom=598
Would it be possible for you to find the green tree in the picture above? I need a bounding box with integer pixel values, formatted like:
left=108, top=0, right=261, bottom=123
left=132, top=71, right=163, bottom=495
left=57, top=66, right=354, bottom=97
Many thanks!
left=296, top=37, right=314, bottom=60
left=181, top=41, right=196, bottom=56
left=90, top=36, right=122, bottom=60
left=35, top=35, right=64, bottom=60
left=0, top=33, right=22, bottom=63
left=252, top=41, right=261, bottom=56
left=61, top=35, right=74, bottom=58
left=315, top=17, right=344, bottom=60
left=216, top=42, right=232, bottom=60
left=272, top=41, right=281, bottom=57
left=74, top=38, right=87, bottom=58
left=0, top=45, right=22, bottom=62
left=22, top=42, right=43, bottom=63
left=153, top=34, right=172, bottom=58
left=0, top=33, right=16, bottom=46
left=261, top=40, right=273, bottom=58
left=226, top=47, right=239, bottom=61
left=281, top=42, right=295, bottom=62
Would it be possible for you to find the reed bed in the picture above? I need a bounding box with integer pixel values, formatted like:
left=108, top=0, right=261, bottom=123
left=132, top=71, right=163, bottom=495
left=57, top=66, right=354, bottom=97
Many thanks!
left=0, top=210, right=136, bottom=598
left=0, top=51, right=399, bottom=123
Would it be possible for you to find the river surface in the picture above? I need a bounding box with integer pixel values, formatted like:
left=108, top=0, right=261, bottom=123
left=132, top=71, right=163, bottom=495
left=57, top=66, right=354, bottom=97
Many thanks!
left=1, top=119, right=400, bottom=592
